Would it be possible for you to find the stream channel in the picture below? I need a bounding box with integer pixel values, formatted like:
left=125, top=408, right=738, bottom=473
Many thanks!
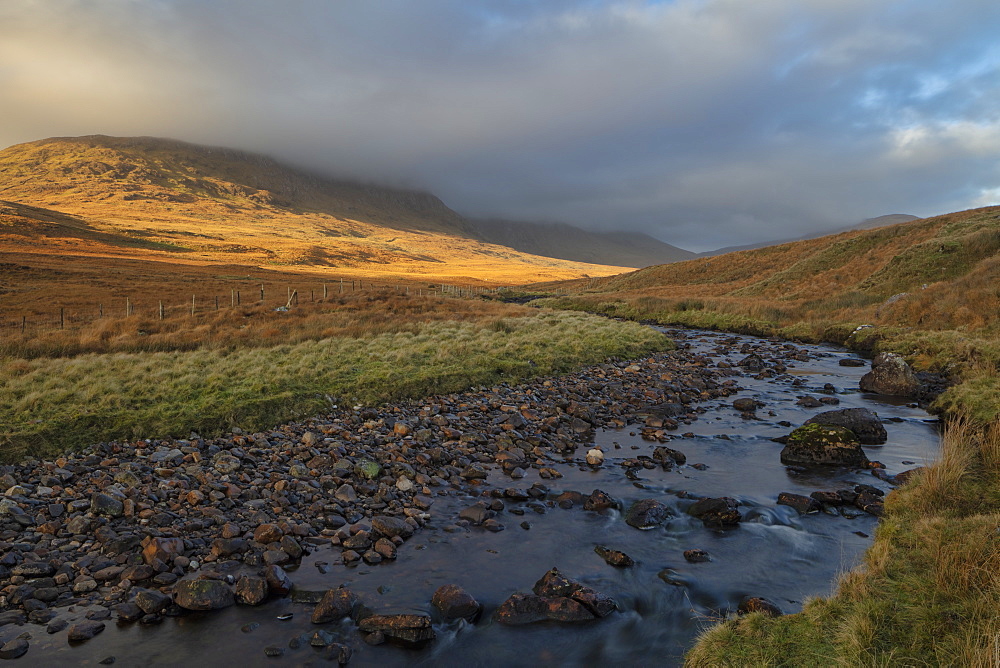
left=31, top=327, right=940, bottom=667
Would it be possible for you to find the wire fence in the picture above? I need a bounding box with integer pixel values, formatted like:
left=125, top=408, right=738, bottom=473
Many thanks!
left=0, top=279, right=511, bottom=337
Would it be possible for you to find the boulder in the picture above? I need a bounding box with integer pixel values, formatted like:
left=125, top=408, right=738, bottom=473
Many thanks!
left=173, top=579, right=235, bottom=611
left=625, top=499, right=672, bottom=530
left=687, top=497, right=742, bottom=527
left=780, top=424, right=870, bottom=467
left=234, top=575, right=269, bottom=606
left=431, top=584, right=481, bottom=622
left=805, top=408, right=887, bottom=445
left=312, top=588, right=358, bottom=623
left=860, top=352, right=919, bottom=397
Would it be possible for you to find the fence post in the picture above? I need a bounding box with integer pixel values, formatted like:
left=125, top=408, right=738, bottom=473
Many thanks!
left=191, top=295, right=195, bottom=316
left=231, top=289, right=235, bottom=307
left=260, top=285, right=265, bottom=301
left=99, top=304, right=103, bottom=318
left=159, top=301, right=164, bottom=320
left=215, top=296, right=219, bottom=311
left=323, top=284, right=328, bottom=299
left=21, top=316, right=26, bottom=333
left=237, top=290, right=241, bottom=306
left=60, top=307, right=64, bottom=329
left=125, top=297, right=130, bottom=317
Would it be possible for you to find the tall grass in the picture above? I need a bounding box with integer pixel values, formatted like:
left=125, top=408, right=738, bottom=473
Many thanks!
left=685, top=414, right=1000, bottom=667
left=0, top=310, right=671, bottom=462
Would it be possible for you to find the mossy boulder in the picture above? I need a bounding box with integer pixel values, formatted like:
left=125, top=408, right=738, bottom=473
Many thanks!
left=780, top=424, right=870, bottom=467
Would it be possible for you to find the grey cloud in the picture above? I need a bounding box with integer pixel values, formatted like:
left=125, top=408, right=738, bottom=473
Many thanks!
left=1, top=0, right=999, bottom=251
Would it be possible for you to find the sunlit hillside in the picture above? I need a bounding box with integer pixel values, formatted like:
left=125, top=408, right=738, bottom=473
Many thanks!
left=0, top=135, right=631, bottom=284
left=541, top=205, right=1000, bottom=340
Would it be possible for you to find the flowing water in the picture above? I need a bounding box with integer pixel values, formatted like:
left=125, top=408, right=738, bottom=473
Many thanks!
left=29, top=328, right=940, bottom=667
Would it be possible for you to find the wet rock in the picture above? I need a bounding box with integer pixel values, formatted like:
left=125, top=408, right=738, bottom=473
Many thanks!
left=796, top=395, right=823, bottom=408
left=625, top=499, right=672, bottom=530
left=860, top=352, right=919, bottom=397
left=738, top=596, right=783, bottom=617
left=0, top=638, right=28, bottom=660
left=458, top=504, right=494, bottom=526
left=583, top=489, right=617, bottom=511
left=431, top=584, right=481, bottom=622
left=738, top=353, right=767, bottom=372
left=839, top=358, right=866, bottom=367
left=594, top=545, right=634, bottom=567
left=372, top=515, right=414, bottom=540
left=265, top=565, right=293, bottom=596
left=135, top=589, right=172, bottom=615
left=67, top=620, right=106, bottom=642
left=358, top=614, right=435, bottom=648
left=651, top=446, right=687, bottom=467
left=855, top=490, right=885, bottom=517
left=532, top=568, right=617, bottom=618
left=234, top=575, right=268, bottom=606
left=810, top=491, right=846, bottom=506
left=115, top=602, right=144, bottom=623
left=683, top=549, right=711, bottom=563
left=687, top=497, right=742, bottom=527
left=46, top=618, right=68, bottom=634
left=780, top=424, right=870, bottom=467
left=173, top=579, right=235, bottom=611
left=732, top=397, right=760, bottom=412
left=777, top=492, right=821, bottom=515
left=495, top=593, right=593, bottom=625
left=312, top=588, right=358, bottom=623
left=805, top=408, right=887, bottom=445
left=263, top=646, right=284, bottom=657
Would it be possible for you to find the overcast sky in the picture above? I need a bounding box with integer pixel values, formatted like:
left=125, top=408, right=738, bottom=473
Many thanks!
left=2, top=1, right=999, bottom=251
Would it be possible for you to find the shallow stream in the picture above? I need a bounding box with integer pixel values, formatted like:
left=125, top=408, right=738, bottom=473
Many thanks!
left=30, top=328, right=940, bottom=667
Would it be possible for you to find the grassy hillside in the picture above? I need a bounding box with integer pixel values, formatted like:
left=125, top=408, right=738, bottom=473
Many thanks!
left=526, top=205, right=1000, bottom=666
left=536, top=206, right=1000, bottom=413
left=0, top=136, right=630, bottom=284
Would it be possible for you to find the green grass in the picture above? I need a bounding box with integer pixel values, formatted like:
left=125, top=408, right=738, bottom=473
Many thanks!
left=0, top=310, right=671, bottom=462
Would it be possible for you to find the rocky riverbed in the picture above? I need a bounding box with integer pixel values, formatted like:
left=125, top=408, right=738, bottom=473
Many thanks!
left=0, top=328, right=940, bottom=665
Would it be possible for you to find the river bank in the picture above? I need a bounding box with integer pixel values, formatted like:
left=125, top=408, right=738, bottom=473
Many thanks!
left=0, top=328, right=941, bottom=665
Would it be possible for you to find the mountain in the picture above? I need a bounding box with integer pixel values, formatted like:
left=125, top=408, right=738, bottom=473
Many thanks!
left=700, top=214, right=921, bottom=257
left=468, top=218, right=695, bottom=268
left=0, top=135, right=632, bottom=284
